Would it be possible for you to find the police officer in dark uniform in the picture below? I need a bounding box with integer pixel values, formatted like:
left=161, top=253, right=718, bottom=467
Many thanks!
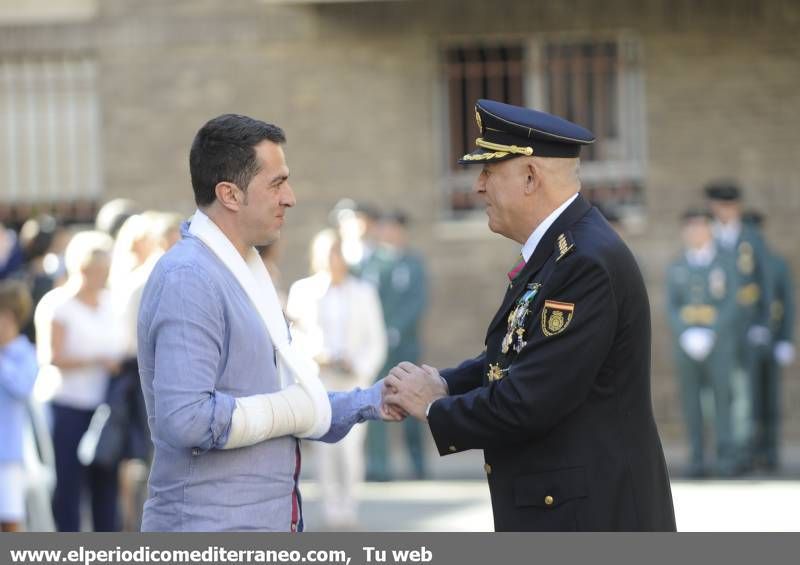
left=384, top=100, right=676, bottom=531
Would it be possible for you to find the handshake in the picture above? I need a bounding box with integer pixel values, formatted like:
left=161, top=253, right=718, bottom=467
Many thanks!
left=377, top=362, right=449, bottom=422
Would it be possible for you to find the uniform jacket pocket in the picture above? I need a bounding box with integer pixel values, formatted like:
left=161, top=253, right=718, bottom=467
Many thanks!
left=514, top=466, right=588, bottom=508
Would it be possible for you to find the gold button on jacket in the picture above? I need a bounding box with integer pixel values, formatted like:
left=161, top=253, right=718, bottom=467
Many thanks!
left=544, top=495, right=554, bottom=506
left=484, top=463, right=492, bottom=475
left=448, top=445, right=457, bottom=453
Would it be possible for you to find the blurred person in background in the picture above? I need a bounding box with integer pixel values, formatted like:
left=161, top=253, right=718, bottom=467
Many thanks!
left=0, top=281, right=38, bottom=532
left=109, top=212, right=158, bottom=292
left=95, top=198, right=141, bottom=240
left=257, top=239, right=286, bottom=307
left=364, top=211, right=429, bottom=481
left=666, top=209, right=738, bottom=477
left=287, top=229, right=386, bottom=529
left=36, top=230, right=125, bottom=531
left=742, top=211, right=795, bottom=472
left=0, top=221, right=25, bottom=280
left=113, top=212, right=177, bottom=360
left=331, top=199, right=381, bottom=276
left=705, top=183, right=773, bottom=471
left=158, top=213, right=182, bottom=250
left=18, top=215, right=63, bottom=343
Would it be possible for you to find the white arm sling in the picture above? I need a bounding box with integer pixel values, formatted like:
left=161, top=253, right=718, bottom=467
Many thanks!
left=188, top=210, right=331, bottom=447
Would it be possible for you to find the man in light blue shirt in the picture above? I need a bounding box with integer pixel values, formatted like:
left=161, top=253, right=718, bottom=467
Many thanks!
left=138, top=114, right=393, bottom=532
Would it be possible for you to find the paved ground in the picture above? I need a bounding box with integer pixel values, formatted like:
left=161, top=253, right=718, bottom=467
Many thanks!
left=300, top=442, right=800, bottom=532
left=300, top=479, right=800, bottom=532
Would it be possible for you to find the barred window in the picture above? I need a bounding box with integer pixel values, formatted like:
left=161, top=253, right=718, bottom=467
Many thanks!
left=541, top=38, right=645, bottom=209
left=544, top=41, right=618, bottom=163
left=441, top=36, right=645, bottom=220
left=0, top=55, right=101, bottom=225
left=443, top=44, right=524, bottom=216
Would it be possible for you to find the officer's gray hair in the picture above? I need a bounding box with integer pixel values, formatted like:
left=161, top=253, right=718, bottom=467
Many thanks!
left=532, top=156, right=581, bottom=192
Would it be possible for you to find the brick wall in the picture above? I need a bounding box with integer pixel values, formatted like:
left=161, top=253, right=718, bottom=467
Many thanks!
left=2, top=0, right=798, bottom=441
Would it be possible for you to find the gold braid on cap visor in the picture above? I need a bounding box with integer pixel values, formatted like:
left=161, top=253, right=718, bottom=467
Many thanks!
left=461, top=138, right=534, bottom=161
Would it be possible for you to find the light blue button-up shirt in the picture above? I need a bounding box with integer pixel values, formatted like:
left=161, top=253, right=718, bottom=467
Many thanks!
left=138, top=225, right=382, bottom=532
left=0, top=334, right=38, bottom=463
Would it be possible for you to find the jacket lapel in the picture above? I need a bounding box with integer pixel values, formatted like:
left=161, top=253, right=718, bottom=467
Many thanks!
left=486, top=194, right=592, bottom=336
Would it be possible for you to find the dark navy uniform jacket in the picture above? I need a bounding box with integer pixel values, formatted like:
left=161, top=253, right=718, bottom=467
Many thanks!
left=427, top=194, right=676, bottom=531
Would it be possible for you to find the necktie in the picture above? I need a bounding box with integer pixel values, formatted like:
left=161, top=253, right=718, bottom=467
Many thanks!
left=507, top=252, right=526, bottom=282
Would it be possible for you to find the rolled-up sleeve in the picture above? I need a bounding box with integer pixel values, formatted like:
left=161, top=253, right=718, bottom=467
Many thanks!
left=148, top=266, right=235, bottom=452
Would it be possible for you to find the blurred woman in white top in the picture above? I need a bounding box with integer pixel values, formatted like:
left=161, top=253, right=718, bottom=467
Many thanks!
left=287, top=229, right=386, bottom=530
left=35, top=230, right=125, bottom=531
left=108, top=213, right=157, bottom=293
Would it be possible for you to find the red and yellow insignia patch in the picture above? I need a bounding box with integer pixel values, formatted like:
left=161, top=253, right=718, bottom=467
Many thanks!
left=541, top=300, right=575, bottom=336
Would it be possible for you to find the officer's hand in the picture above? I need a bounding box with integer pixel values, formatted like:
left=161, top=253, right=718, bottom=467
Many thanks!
left=384, top=362, right=447, bottom=422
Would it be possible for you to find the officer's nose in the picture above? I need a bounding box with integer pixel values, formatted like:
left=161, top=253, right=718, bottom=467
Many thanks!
left=473, top=171, right=488, bottom=197
left=473, top=175, right=485, bottom=195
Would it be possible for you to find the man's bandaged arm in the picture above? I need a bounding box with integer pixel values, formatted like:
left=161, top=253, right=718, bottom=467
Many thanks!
left=223, top=384, right=315, bottom=449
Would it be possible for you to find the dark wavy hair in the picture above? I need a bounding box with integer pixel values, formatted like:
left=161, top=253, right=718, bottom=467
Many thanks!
left=189, top=114, right=286, bottom=206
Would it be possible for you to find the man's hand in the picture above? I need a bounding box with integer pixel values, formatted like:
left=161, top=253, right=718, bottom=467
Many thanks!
left=384, top=362, right=448, bottom=422
left=377, top=378, right=406, bottom=422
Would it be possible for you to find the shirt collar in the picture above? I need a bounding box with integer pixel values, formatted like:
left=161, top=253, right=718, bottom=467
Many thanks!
left=521, top=193, right=579, bottom=262
left=713, top=220, right=741, bottom=249
left=685, top=242, right=717, bottom=267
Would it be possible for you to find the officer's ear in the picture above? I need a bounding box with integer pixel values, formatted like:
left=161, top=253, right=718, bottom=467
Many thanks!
left=215, top=181, right=245, bottom=212
left=524, top=160, right=541, bottom=195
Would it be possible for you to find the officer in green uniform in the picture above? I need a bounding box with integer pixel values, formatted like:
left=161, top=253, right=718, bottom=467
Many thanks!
left=706, top=183, right=773, bottom=470
left=364, top=211, right=429, bottom=480
left=666, top=209, right=739, bottom=477
left=743, top=211, right=796, bottom=471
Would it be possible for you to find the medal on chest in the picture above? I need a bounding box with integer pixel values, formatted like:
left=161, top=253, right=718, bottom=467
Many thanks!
left=501, top=282, right=541, bottom=354
left=737, top=242, right=754, bottom=275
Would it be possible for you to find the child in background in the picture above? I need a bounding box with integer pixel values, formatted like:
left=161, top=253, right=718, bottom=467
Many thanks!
left=0, top=280, right=38, bottom=532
